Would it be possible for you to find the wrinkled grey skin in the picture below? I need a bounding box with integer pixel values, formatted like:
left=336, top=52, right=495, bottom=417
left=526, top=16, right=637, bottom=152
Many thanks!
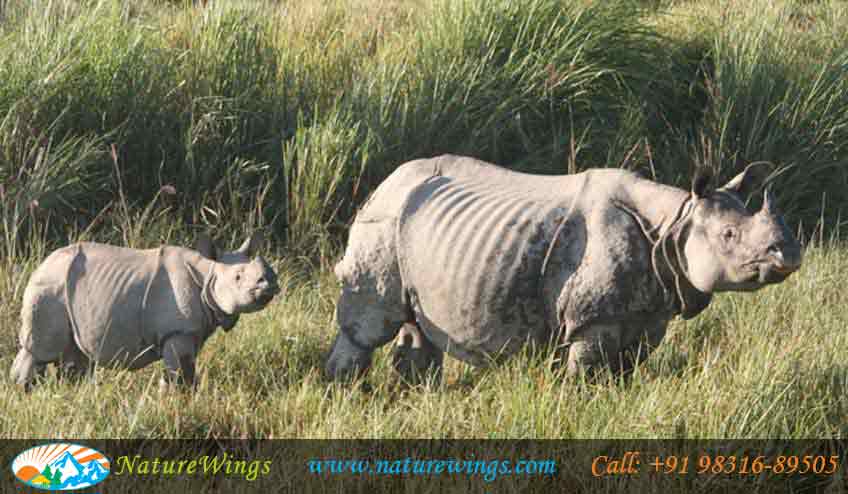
left=325, top=154, right=802, bottom=383
left=11, top=232, right=279, bottom=390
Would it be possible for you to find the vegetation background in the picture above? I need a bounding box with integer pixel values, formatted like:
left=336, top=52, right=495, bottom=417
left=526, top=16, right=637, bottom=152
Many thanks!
left=0, top=0, right=845, bottom=439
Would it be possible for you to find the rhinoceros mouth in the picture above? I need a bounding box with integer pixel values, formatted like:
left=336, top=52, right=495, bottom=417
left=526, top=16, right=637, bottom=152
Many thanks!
left=756, top=263, right=795, bottom=285
left=252, top=287, right=279, bottom=308
left=743, top=257, right=770, bottom=269
left=771, top=265, right=797, bottom=275
left=745, top=254, right=799, bottom=276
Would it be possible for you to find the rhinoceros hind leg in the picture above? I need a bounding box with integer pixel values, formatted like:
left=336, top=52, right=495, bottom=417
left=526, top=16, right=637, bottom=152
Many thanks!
left=325, top=285, right=408, bottom=382
left=21, top=288, right=73, bottom=366
left=324, top=330, right=373, bottom=382
left=10, top=348, right=46, bottom=391
left=391, top=323, right=443, bottom=386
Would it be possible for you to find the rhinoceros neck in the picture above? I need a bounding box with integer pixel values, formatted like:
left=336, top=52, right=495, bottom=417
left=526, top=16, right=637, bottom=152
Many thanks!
left=183, top=253, right=239, bottom=331
left=616, top=176, right=713, bottom=319
left=618, top=176, right=691, bottom=233
left=203, top=271, right=239, bottom=331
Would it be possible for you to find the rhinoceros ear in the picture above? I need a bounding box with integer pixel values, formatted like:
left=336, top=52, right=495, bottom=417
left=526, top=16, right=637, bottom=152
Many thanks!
left=691, top=167, right=713, bottom=199
left=719, top=161, right=771, bottom=199
left=237, top=231, right=264, bottom=257
left=196, top=233, right=218, bottom=260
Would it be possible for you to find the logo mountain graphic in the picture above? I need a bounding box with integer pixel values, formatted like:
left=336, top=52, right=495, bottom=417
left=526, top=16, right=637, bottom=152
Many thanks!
left=82, top=459, right=109, bottom=484
left=47, top=451, right=108, bottom=489
left=12, top=442, right=111, bottom=491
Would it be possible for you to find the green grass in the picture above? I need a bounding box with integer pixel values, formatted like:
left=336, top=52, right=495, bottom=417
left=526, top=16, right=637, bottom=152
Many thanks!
left=0, top=0, right=847, bottom=439
left=3, top=0, right=845, bottom=255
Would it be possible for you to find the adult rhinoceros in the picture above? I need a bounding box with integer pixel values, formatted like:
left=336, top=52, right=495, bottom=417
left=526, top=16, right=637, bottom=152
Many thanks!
left=11, top=232, right=279, bottom=390
left=325, top=155, right=802, bottom=382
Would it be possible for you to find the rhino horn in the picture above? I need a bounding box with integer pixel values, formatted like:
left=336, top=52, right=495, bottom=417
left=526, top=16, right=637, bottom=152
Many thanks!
left=237, top=231, right=265, bottom=257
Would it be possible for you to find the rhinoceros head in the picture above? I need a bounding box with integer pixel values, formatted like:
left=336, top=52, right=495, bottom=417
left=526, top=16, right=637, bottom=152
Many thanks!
left=683, top=164, right=802, bottom=294
left=195, top=232, right=280, bottom=322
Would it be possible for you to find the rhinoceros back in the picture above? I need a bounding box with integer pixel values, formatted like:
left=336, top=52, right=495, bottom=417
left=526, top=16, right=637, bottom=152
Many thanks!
left=396, top=159, right=583, bottom=365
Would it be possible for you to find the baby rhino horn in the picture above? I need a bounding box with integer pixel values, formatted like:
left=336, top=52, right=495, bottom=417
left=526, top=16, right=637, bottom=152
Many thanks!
left=237, top=231, right=265, bottom=257
left=761, top=186, right=775, bottom=215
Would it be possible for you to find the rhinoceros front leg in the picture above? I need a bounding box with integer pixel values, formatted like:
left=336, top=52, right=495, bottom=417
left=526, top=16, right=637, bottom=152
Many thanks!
left=616, top=321, right=668, bottom=376
left=566, top=321, right=667, bottom=378
left=391, top=322, right=443, bottom=386
left=160, top=334, right=197, bottom=389
left=325, top=284, right=409, bottom=382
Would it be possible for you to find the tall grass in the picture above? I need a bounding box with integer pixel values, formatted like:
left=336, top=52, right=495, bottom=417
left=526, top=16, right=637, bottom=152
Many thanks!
left=2, top=0, right=848, bottom=257
left=0, top=110, right=107, bottom=259
left=660, top=0, right=848, bottom=220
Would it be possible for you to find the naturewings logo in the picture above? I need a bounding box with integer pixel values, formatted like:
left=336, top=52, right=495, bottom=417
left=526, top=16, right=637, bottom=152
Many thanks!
left=11, top=443, right=110, bottom=491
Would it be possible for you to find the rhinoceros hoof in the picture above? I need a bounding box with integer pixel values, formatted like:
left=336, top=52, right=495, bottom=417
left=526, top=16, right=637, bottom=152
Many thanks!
left=324, top=348, right=372, bottom=383
left=158, top=375, right=198, bottom=394
left=56, top=361, right=91, bottom=383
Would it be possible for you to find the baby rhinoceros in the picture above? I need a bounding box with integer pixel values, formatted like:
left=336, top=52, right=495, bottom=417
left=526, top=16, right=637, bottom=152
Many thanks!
left=326, top=155, right=803, bottom=383
left=11, top=232, right=279, bottom=390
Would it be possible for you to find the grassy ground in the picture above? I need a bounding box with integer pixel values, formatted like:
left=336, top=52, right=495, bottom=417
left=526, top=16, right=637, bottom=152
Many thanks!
left=0, top=242, right=846, bottom=438
left=0, top=0, right=847, bottom=439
